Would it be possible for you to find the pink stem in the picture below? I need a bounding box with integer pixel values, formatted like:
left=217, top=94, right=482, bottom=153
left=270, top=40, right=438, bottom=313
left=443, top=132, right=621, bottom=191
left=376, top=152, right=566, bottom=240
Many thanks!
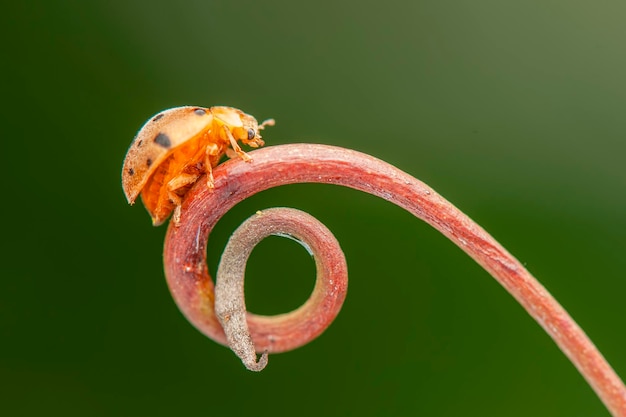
left=163, top=143, right=626, bottom=416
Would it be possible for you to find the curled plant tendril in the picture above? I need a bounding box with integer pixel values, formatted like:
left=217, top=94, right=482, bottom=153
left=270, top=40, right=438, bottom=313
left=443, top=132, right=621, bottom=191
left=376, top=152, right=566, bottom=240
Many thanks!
left=163, top=144, right=626, bottom=415
left=215, top=208, right=347, bottom=371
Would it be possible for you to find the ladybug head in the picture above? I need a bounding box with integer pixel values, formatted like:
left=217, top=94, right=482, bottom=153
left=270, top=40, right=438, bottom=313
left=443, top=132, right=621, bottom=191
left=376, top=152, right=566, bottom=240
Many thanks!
left=239, top=113, right=274, bottom=148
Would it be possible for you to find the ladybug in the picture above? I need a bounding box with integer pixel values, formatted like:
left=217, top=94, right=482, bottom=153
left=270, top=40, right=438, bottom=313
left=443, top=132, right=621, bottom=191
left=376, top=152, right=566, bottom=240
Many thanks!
left=122, top=106, right=274, bottom=226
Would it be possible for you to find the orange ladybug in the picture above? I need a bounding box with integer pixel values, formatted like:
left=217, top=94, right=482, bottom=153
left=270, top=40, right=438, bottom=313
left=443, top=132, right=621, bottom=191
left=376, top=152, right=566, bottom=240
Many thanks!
left=122, top=106, right=274, bottom=226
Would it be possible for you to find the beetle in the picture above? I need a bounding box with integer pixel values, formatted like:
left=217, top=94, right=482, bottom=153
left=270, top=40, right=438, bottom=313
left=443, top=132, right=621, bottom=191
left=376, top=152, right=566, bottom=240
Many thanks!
left=122, top=106, right=274, bottom=226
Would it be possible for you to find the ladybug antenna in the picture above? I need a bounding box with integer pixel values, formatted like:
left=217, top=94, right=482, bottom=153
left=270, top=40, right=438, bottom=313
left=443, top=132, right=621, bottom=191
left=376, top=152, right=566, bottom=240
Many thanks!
left=258, top=118, right=275, bottom=130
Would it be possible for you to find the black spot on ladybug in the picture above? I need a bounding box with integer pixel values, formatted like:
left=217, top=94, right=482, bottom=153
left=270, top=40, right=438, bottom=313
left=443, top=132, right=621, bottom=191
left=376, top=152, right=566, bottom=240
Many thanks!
left=194, top=108, right=206, bottom=116
left=128, top=168, right=135, bottom=176
left=154, top=133, right=171, bottom=148
left=146, top=158, right=152, bottom=167
left=247, top=128, right=255, bottom=140
left=152, top=113, right=165, bottom=122
left=137, top=139, right=143, bottom=147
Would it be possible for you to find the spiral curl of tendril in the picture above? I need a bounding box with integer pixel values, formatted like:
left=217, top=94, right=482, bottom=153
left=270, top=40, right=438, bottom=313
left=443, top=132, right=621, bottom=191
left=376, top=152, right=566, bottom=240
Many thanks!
left=163, top=144, right=626, bottom=415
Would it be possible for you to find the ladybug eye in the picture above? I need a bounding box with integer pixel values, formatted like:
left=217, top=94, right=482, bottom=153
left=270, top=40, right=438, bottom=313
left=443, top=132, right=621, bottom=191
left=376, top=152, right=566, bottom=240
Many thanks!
left=247, top=128, right=256, bottom=140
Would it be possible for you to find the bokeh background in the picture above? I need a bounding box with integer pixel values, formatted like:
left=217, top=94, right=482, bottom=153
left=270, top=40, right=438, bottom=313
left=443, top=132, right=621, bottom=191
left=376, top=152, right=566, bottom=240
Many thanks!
left=2, top=1, right=625, bottom=416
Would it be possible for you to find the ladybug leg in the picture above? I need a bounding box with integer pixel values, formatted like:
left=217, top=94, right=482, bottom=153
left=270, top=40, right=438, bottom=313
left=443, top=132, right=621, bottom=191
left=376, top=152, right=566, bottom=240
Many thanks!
left=166, top=173, right=200, bottom=225
left=205, top=143, right=221, bottom=188
left=223, top=126, right=251, bottom=162
left=224, top=147, right=238, bottom=160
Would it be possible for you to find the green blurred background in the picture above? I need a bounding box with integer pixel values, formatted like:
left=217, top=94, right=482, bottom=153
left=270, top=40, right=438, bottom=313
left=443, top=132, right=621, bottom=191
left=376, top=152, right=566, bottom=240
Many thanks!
left=2, top=1, right=625, bottom=416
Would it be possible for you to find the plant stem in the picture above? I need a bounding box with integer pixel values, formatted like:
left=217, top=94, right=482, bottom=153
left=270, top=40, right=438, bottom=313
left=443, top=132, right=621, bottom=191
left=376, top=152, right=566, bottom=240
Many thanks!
left=163, top=143, right=626, bottom=416
left=214, top=207, right=347, bottom=371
